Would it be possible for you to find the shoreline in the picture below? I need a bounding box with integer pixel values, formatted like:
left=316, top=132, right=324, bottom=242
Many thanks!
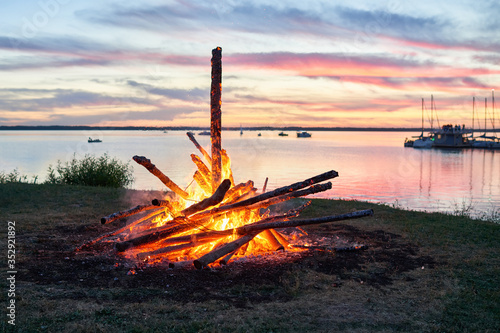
left=4, top=125, right=496, bottom=132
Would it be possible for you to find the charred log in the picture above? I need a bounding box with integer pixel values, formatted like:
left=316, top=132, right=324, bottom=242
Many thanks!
left=193, top=171, right=212, bottom=195
left=236, top=209, right=374, bottom=235
left=261, top=229, right=284, bottom=251
left=211, top=47, right=222, bottom=190
left=180, top=179, right=231, bottom=216
left=193, top=231, right=259, bottom=269
left=187, top=132, right=211, bottom=164
left=132, top=156, right=189, bottom=199
left=101, top=204, right=159, bottom=225
left=191, top=154, right=212, bottom=184
left=270, top=229, right=289, bottom=249
left=262, top=177, right=268, bottom=193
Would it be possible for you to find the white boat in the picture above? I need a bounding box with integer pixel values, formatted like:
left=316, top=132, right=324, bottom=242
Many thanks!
left=297, top=131, right=311, bottom=138
left=473, top=138, right=499, bottom=148
left=413, top=136, right=434, bottom=148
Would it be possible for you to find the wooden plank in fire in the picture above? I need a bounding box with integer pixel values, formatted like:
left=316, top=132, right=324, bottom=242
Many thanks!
left=132, top=156, right=189, bottom=199
left=210, top=46, right=222, bottom=191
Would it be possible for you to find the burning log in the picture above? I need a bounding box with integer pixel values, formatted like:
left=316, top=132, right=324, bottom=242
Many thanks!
left=132, top=156, right=189, bottom=199
left=78, top=208, right=165, bottom=250
left=115, top=216, right=190, bottom=252
left=261, top=229, right=284, bottom=251
left=220, top=249, right=237, bottom=265
left=191, top=154, right=212, bottom=185
left=136, top=235, right=219, bottom=260
left=193, top=170, right=212, bottom=196
left=193, top=232, right=259, bottom=269
left=186, top=132, right=211, bottom=163
left=180, top=179, right=231, bottom=216
left=151, top=199, right=175, bottom=211
left=270, top=229, right=289, bottom=249
left=236, top=209, right=374, bottom=235
left=101, top=204, right=159, bottom=225
left=221, top=180, right=254, bottom=205
left=211, top=46, right=222, bottom=190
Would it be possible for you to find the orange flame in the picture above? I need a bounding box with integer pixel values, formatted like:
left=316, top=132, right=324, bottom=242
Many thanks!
left=120, top=148, right=304, bottom=267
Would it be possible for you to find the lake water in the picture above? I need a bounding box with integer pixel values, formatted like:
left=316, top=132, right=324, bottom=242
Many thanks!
left=1, top=130, right=499, bottom=219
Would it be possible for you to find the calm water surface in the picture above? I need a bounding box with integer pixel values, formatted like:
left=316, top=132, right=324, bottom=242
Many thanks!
left=1, top=130, right=499, bottom=219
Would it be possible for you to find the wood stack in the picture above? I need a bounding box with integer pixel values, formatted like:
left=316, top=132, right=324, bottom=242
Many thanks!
left=77, top=47, right=374, bottom=269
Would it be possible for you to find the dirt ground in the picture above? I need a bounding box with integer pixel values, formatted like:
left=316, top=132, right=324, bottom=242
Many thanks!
left=21, top=221, right=436, bottom=306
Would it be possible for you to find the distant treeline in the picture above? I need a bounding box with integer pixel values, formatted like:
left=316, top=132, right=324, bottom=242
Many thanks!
left=2, top=125, right=488, bottom=132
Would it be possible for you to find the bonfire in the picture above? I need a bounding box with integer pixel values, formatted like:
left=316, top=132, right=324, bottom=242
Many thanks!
left=78, top=47, right=373, bottom=269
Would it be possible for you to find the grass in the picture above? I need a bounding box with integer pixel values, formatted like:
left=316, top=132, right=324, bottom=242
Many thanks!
left=1, top=183, right=499, bottom=332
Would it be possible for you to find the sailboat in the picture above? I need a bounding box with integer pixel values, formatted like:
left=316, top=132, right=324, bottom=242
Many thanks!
left=473, top=90, right=500, bottom=149
left=240, top=124, right=243, bottom=135
left=409, top=98, right=434, bottom=148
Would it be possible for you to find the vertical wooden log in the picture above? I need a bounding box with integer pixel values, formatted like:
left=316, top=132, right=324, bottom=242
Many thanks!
left=211, top=47, right=222, bottom=192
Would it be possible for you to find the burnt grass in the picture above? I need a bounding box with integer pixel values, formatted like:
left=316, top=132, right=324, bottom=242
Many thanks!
left=21, top=221, right=435, bottom=306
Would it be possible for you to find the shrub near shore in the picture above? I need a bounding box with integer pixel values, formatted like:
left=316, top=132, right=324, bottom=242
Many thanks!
left=1, top=154, right=133, bottom=188
left=46, top=154, right=134, bottom=188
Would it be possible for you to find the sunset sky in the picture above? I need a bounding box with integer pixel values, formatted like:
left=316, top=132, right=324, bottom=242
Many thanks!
left=1, top=0, right=499, bottom=128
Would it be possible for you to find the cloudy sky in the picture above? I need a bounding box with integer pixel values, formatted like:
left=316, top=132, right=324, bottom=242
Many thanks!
left=0, top=0, right=499, bottom=128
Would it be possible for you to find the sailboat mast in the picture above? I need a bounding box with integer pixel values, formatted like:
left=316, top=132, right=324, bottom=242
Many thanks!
left=493, top=89, right=496, bottom=135
left=421, top=97, right=424, bottom=136
left=431, top=94, right=436, bottom=129
left=472, top=96, right=475, bottom=136
left=485, top=97, right=487, bottom=134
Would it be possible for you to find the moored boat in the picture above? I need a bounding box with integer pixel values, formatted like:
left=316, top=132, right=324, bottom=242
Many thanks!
left=404, top=138, right=414, bottom=147
left=297, top=131, right=311, bottom=138
left=471, top=91, right=500, bottom=149
left=88, top=137, right=102, bottom=143
left=430, top=124, right=472, bottom=148
left=413, top=136, right=434, bottom=148
left=405, top=97, right=434, bottom=148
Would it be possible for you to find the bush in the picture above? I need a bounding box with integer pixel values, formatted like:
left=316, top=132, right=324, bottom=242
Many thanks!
left=0, top=169, right=38, bottom=184
left=46, top=154, right=134, bottom=188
